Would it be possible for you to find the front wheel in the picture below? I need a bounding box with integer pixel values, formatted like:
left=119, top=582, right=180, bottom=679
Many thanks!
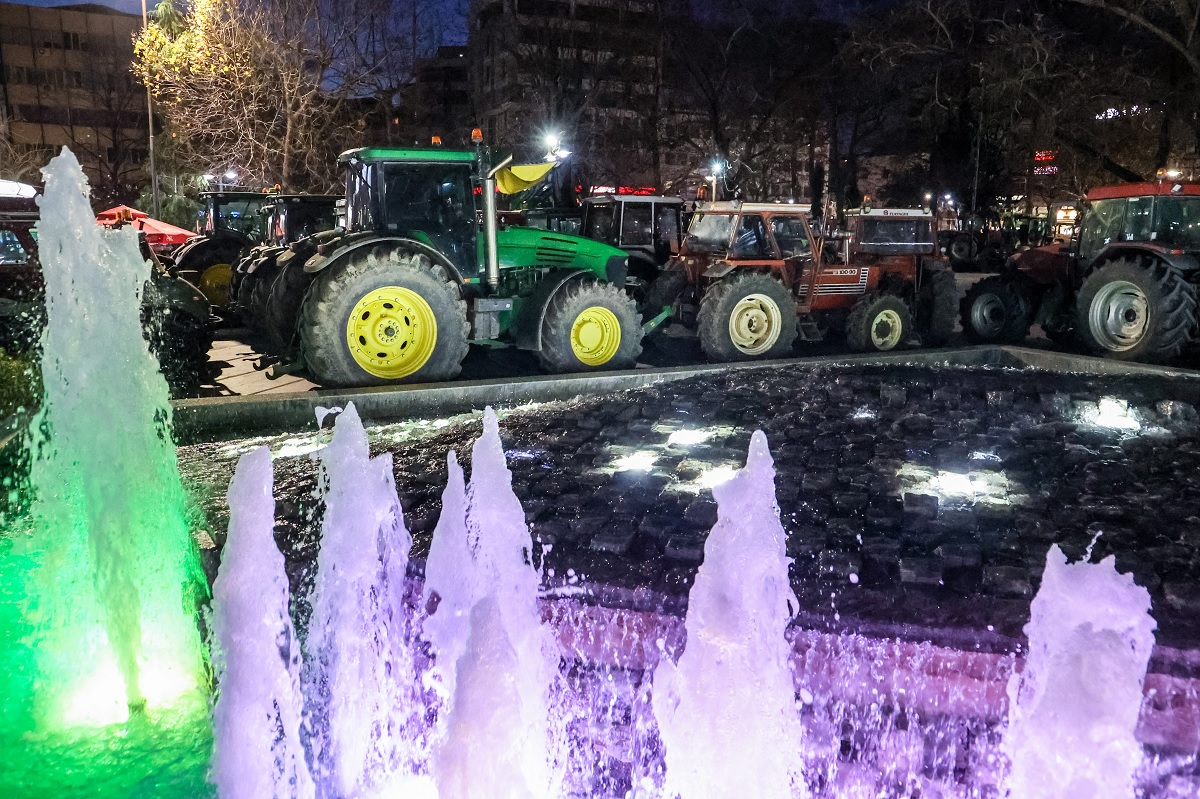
left=1074, top=257, right=1197, bottom=363
left=697, top=272, right=797, bottom=362
left=299, top=247, right=469, bottom=386
left=960, top=275, right=1033, bottom=344
left=538, top=281, right=643, bottom=373
left=846, top=293, right=912, bottom=352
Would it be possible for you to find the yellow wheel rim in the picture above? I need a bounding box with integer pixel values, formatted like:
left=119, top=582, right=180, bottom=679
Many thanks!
left=570, top=306, right=622, bottom=366
left=728, top=293, right=783, bottom=355
left=345, top=286, right=438, bottom=379
left=198, top=262, right=233, bottom=306
left=870, top=308, right=904, bottom=350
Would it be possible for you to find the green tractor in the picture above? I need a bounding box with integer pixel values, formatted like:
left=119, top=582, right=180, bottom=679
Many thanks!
left=262, top=146, right=642, bottom=386
left=170, top=191, right=272, bottom=308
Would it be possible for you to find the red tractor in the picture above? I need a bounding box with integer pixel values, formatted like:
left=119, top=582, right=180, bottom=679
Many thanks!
left=960, top=177, right=1200, bottom=362
left=644, top=202, right=958, bottom=360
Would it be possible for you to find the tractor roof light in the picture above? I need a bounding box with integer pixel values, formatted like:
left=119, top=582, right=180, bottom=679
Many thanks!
left=430, top=135, right=443, bottom=146
left=471, top=127, right=484, bottom=144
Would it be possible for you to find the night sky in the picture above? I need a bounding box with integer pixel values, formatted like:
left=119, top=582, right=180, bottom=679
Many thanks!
left=13, top=0, right=145, bottom=14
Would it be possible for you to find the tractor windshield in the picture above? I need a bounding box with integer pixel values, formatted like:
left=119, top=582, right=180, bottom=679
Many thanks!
left=855, top=217, right=933, bottom=252
left=380, top=162, right=477, bottom=273
left=281, top=202, right=337, bottom=244
left=203, top=197, right=269, bottom=240
left=685, top=213, right=736, bottom=253
left=1155, top=196, right=1200, bottom=251
left=583, top=203, right=617, bottom=245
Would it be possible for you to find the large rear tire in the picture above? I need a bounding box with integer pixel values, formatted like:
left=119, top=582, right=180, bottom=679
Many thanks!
left=640, top=270, right=688, bottom=323
left=537, top=281, right=643, bottom=372
left=245, top=256, right=282, bottom=333
left=299, top=247, right=469, bottom=386
left=1074, top=257, right=1197, bottom=363
left=264, top=262, right=313, bottom=355
left=698, top=272, right=797, bottom=362
left=960, top=275, right=1033, bottom=344
left=846, top=292, right=912, bottom=352
left=915, top=265, right=959, bottom=346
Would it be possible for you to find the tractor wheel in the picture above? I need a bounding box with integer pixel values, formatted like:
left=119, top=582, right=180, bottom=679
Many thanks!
left=960, top=275, right=1033, bottom=344
left=176, top=243, right=243, bottom=308
left=538, top=281, right=643, bottom=372
left=697, top=272, right=797, bottom=362
left=948, top=234, right=978, bottom=270
left=641, top=270, right=689, bottom=323
left=1074, top=257, right=1197, bottom=362
left=245, top=257, right=282, bottom=333
left=264, top=263, right=313, bottom=355
left=299, top=247, right=469, bottom=386
left=915, top=265, right=959, bottom=346
left=846, top=292, right=912, bottom=352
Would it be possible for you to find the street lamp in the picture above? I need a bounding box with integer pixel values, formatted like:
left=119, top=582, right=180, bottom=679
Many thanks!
left=224, top=169, right=238, bottom=183
left=544, top=132, right=569, bottom=162
left=706, top=159, right=725, bottom=202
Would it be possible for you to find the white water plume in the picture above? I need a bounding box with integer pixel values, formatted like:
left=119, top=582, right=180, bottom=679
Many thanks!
left=653, top=430, right=807, bottom=799
left=212, top=446, right=313, bottom=799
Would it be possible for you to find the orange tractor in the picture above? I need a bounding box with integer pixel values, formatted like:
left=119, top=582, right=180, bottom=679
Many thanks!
left=643, top=202, right=958, bottom=360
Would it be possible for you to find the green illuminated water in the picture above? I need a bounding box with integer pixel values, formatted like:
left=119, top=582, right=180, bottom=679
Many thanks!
left=0, top=151, right=211, bottom=797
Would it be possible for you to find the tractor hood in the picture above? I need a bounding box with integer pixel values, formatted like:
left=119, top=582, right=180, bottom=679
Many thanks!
left=496, top=226, right=627, bottom=272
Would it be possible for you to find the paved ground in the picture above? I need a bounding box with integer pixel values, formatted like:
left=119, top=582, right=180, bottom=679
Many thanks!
left=178, top=361, right=1200, bottom=655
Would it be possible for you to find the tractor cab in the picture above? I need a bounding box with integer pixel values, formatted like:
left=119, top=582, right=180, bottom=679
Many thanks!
left=261, top=194, right=340, bottom=247
left=341, top=147, right=478, bottom=276
left=582, top=195, right=684, bottom=265
left=196, top=191, right=272, bottom=242
left=1075, top=182, right=1200, bottom=262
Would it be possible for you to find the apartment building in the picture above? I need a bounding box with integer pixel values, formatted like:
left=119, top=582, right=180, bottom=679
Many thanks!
left=0, top=2, right=147, bottom=199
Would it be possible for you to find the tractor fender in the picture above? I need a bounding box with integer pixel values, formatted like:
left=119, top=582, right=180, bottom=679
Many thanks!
left=512, top=269, right=591, bottom=351
left=172, top=234, right=245, bottom=274
left=302, top=234, right=466, bottom=285
left=703, top=260, right=737, bottom=279
left=1088, top=244, right=1200, bottom=275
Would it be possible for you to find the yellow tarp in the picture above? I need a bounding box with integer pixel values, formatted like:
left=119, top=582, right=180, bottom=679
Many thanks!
left=495, top=162, right=558, bottom=194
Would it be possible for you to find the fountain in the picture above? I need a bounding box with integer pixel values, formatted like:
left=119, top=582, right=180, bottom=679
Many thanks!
left=425, top=408, right=561, bottom=799
left=1002, top=544, right=1157, bottom=799
left=652, top=430, right=807, bottom=799
left=0, top=150, right=209, bottom=796
left=2, top=149, right=1195, bottom=799
left=303, top=403, right=422, bottom=796
left=211, top=446, right=312, bottom=799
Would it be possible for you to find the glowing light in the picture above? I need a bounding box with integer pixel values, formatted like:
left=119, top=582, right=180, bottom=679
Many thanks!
left=710, top=159, right=724, bottom=176
left=668, top=429, right=713, bottom=447
left=614, top=451, right=657, bottom=472
left=698, top=465, right=738, bottom=488
left=1078, top=397, right=1142, bottom=432
left=223, top=169, right=238, bottom=181
left=935, top=471, right=976, bottom=497
left=544, top=133, right=560, bottom=151
left=202, top=173, right=214, bottom=181
left=896, top=463, right=1022, bottom=508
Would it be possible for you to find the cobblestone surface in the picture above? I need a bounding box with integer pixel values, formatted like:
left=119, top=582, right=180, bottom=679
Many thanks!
left=178, top=363, right=1200, bottom=652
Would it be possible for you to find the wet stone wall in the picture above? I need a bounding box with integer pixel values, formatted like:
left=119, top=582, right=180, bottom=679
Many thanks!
left=178, top=363, right=1200, bottom=653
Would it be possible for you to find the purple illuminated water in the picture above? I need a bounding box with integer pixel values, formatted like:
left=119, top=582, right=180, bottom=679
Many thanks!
left=211, top=408, right=1174, bottom=799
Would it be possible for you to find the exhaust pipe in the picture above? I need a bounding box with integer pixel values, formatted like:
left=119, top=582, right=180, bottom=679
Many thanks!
left=484, top=154, right=514, bottom=290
